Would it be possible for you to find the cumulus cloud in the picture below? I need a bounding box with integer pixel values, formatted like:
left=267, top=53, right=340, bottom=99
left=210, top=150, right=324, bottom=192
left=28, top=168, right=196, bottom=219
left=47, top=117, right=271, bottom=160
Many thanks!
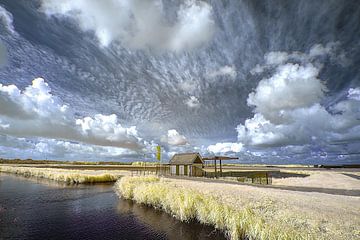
left=207, top=142, right=243, bottom=154
left=161, top=129, right=188, bottom=146
left=75, top=114, right=140, bottom=148
left=40, top=0, right=215, bottom=51
left=0, top=78, right=143, bottom=150
left=185, top=96, right=200, bottom=108
left=238, top=43, right=360, bottom=147
left=207, top=65, right=237, bottom=79
left=247, top=63, right=326, bottom=122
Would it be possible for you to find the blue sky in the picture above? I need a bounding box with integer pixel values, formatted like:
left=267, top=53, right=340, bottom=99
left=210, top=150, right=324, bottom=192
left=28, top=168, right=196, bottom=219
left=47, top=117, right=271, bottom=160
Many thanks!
left=0, top=0, right=359, bottom=164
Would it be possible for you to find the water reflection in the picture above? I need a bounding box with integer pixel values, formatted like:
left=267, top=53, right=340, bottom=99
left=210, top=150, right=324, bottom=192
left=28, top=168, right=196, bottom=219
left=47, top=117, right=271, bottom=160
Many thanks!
left=117, top=199, right=226, bottom=240
left=0, top=173, right=226, bottom=240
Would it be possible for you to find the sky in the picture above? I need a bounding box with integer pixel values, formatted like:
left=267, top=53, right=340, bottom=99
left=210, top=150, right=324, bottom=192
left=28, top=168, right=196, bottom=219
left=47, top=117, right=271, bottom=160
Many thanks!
left=0, top=0, right=359, bottom=164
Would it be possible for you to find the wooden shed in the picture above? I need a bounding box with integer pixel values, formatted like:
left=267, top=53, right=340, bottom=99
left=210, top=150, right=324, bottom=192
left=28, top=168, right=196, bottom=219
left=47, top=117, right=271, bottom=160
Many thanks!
left=169, top=153, right=204, bottom=177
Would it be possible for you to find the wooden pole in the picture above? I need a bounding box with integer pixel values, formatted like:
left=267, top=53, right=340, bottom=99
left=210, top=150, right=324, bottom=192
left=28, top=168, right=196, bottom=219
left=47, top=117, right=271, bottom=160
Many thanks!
left=220, top=159, right=222, bottom=177
left=214, top=159, right=217, bottom=178
left=266, top=172, right=269, bottom=185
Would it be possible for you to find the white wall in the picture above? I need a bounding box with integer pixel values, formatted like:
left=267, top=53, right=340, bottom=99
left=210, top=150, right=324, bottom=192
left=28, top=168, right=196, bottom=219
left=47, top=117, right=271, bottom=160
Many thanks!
left=171, top=165, right=176, bottom=175
left=179, top=165, right=184, bottom=175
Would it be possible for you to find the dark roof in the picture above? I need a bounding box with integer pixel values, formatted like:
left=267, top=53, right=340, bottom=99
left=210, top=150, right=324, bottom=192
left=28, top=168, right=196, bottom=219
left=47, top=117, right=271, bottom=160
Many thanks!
left=169, top=153, right=204, bottom=165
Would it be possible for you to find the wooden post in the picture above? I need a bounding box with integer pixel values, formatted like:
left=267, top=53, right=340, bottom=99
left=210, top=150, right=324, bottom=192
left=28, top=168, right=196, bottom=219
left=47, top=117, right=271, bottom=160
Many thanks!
left=214, top=159, right=217, bottom=178
left=220, top=159, right=222, bottom=177
left=266, top=172, right=268, bottom=184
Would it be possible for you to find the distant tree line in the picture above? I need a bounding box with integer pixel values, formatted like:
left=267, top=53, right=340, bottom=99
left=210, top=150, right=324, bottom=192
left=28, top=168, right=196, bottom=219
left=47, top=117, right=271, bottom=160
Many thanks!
left=0, top=158, right=133, bottom=165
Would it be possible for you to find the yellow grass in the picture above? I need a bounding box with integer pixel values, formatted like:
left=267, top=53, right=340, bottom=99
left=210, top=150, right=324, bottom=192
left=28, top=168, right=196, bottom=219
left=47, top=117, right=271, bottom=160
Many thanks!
left=115, top=176, right=319, bottom=240
left=168, top=177, right=360, bottom=240
left=131, top=161, right=159, bottom=166
left=0, top=165, right=127, bottom=184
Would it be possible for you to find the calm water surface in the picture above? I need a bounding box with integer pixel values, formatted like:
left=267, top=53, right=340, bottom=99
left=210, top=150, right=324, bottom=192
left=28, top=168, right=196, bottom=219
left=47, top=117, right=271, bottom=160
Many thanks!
left=0, top=173, right=226, bottom=240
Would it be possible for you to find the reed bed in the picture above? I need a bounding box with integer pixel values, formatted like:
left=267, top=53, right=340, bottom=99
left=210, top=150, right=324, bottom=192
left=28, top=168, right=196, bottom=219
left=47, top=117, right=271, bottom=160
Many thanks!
left=0, top=165, right=128, bottom=184
left=115, top=176, right=315, bottom=240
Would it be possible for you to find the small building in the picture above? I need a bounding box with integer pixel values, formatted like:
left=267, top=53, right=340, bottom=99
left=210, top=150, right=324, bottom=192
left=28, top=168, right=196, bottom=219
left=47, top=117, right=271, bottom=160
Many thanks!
left=169, top=152, right=204, bottom=177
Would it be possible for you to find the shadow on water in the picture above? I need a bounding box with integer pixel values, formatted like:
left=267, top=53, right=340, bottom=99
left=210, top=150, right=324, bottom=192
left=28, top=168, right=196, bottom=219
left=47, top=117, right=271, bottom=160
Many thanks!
left=117, top=199, right=226, bottom=240
left=0, top=173, right=226, bottom=240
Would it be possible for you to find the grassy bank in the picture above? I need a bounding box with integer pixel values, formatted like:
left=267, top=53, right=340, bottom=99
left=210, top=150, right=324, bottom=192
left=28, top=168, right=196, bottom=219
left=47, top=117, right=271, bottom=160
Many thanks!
left=115, top=176, right=360, bottom=240
left=0, top=165, right=127, bottom=184
left=115, top=176, right=312, bottom=240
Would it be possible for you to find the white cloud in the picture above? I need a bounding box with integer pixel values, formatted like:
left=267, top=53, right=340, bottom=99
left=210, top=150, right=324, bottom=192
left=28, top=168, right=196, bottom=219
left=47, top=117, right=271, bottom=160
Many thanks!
left=264, top=52, right=289, bottom=65
left=207, top=65, right=237, bottom=79
left=170, top=1, right=215, bottom=51
left=207, top=142, right=243, bottom=154
left=236, top=113, right=287, bottom=146
left=0, top=5, right=15, bottom=34
left=185, top=96, right=200, bottom=108
left=250, top=42, right=346, bottom=75
left=161, top=129, right=188, bottom=146
left=0, top=78, right=143, bottom=150
left=75, top=114, right=140, bottom=149
left=247, top=63, right=326, bottom=122
left=347, top=87, right=360, bottom=101
left=40, top=0, right=215, bottom=51
left=238, top=43, right=360, bottom=147
left=250, top=64, right=264, bottom=75
left=308, top=42, right=339, bottom=58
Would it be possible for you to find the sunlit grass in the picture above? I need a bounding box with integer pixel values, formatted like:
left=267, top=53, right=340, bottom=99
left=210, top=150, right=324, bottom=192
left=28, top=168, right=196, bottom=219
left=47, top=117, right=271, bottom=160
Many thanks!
left=131, top=161, right=159, bottom=166
left=115, top=176, right=312, bottom=240
left=0, top=165, right=126, bottom=183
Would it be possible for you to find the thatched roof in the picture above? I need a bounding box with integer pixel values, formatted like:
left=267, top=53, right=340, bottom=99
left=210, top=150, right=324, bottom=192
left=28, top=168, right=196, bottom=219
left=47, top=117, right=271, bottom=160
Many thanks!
left=169, top=153, right=204, bottom=165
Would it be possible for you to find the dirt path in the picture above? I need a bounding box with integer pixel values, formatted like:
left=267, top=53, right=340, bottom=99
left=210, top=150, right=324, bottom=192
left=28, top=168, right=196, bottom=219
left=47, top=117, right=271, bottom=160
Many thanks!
left=165, top=175, right=360, bottom=196
left=343, top=173, right=360, bottom=180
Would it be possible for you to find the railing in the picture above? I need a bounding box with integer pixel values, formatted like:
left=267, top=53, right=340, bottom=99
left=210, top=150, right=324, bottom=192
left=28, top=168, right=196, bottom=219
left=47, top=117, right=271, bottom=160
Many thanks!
left=130, top=165, right=170, bottom=177
left=204, top=171, right=273, bottom=185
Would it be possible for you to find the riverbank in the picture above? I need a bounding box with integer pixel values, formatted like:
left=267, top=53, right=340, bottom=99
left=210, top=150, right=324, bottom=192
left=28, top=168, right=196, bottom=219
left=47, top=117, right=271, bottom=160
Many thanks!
left=0, top=165, right=130, bottom=183
left=115, top=176, right=360, bottom=240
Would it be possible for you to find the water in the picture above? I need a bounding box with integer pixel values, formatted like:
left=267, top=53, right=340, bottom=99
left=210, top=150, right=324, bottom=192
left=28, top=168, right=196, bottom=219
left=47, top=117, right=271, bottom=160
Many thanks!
left=0, top=174, right=226, bottom=240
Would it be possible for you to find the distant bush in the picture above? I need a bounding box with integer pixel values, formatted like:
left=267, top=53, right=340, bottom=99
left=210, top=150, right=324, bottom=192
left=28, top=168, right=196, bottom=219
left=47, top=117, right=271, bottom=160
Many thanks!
left=0, top=158, right=66, bottom=164
left=0, top=158, right=132, bottom=165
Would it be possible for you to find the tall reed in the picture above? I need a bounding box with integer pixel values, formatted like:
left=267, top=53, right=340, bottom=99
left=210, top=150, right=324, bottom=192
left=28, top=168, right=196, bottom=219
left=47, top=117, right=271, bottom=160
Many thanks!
left=115, top=176, right=309, bottom=240
left=0, top=165, right=124, bottom=184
